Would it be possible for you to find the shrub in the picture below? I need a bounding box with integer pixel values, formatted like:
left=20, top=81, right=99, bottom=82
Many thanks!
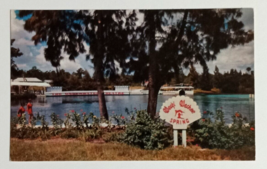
left=50, top=113, right=63, bottom=129
left=70, top=111, right=84, bottom=129
left=82, top=113, right=90, bottom=128
left=36, top=113, right=49, bottom=129
left=60, top=129, right=79, bottom=139
left=102, top=132, right=123, bottom=142
left=193, top=108, right=255, bottom=149
left=122, top=110, right=172, bottom=150
left=88, top=113, right=100, bottom=127
left=110, top=108, right=136, bottom=127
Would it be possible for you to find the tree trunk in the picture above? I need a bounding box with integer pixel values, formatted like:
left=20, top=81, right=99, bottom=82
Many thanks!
left=147, top=18, right=159, bottom=118
left=147, top=81, right=161, bottom=118
left=93, top=12, right=109, bottom=120
left=94, top=58, right=109, bottom=120
left=97, top=85, right=108, bottom=120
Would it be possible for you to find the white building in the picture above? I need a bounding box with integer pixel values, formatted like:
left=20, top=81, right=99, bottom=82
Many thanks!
left=11, top=77, right=51, bottom=94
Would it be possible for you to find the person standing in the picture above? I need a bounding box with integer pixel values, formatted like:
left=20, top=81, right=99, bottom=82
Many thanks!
left=27, top=99, right=33, bottom=126
left=17, top=102, right=25, bottom=118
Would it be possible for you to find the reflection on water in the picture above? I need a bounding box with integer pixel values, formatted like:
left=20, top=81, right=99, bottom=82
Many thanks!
left=11, top=94, right=254, bottom=124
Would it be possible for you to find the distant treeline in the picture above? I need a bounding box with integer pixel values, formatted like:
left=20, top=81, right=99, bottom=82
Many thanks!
left=12, top=65, right=254, bottom=94
left=182, top=66, right=254, bottom=94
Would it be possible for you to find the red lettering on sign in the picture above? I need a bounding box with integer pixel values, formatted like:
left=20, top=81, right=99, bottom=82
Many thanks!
left=163, top=102, right=175, bottom=113
left=170, top=118, right=190, bottom=125
left=179, top=100, right=195, bottom=113
left=175, top=110, right=184, bottom=119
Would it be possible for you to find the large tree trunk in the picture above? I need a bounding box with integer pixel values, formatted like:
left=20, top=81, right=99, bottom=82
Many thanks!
left=147, top=49, right=160, bottom=118
left=97, top=85, right=108, bottom=120
left=147, top=80, right=161, bottom=118
left=91, top=12, right=109, bottom=120
left=147, top=17, right=159, bottom=118
left=94, top=60, right=109, bottom=120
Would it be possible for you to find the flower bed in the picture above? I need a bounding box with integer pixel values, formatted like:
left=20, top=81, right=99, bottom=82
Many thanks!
left=11, top=107, right=255, bottom=151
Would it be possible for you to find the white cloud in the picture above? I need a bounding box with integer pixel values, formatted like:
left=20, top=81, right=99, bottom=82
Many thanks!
left=13, top=38, right=34, bottom=46
left=35, top=46, right=54, bottom=71
left=10, top=10, right=35, bottom=40
left=60, top=57, right=82, bottom=72
left=16, top=64, right=27, bottom=68
left=193, top=41, right=254, bottom=74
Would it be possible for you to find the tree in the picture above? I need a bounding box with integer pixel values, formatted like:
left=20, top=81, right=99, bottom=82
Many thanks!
left=188, top=65, right=199, bottom=87
left=246, top=67, right=251, bottom=74
left=200, top=66, right=212, bottom=90
left=26, top=66, right=44, bottom=80
left=11, top=39, right=23, bottom=79
left=19, top=10, right=137, bottom=120
left=213, top=65, right=222, bottom=89
left=75, top=68, right=85, bottom=79
left=81, top=70, right=94, bottom=90
left=80, top=10, right=137, bottom=120
left=67, top=74, right=81, bottom=90
left=129, top=9, right=254, bottom=117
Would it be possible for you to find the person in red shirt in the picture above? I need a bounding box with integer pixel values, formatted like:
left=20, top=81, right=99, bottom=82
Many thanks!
left=27, top=99, right=33, bottom=126
left=17, top=102, right=25, bottom=118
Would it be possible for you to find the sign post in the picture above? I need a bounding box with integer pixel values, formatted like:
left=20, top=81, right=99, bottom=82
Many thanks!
left=159, top=96, right=201, bottom=147
left=173, top=129, right=178, bottom=146
left=182, top=130, right=186, bottom=147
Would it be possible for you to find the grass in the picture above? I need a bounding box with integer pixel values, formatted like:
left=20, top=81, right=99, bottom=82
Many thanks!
left=10, top=138, right=255, bottom=161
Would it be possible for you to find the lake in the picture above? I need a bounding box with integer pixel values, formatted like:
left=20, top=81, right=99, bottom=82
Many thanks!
left=11, top=94, right=255, bottom=124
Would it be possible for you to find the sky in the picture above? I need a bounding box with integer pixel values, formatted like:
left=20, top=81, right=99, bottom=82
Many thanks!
left=11, top=9, right=254, bottom=76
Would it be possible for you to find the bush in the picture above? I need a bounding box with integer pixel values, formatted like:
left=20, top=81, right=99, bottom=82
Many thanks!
left=122, top=110, right=172, bottom=150
left=193, top=108, right=255, bottom=149
left=102, top=132, right=123, bottom=142
left=50, top=112, right=63, bottom=129
left=60, top=129, right=79, bottom=139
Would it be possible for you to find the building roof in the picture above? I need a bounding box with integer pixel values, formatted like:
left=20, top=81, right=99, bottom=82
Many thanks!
left=13, top=77, right=42, bottom=82
left=11, top=81, right=51, bottom=87
left=44, top=80, right=53, bottom=83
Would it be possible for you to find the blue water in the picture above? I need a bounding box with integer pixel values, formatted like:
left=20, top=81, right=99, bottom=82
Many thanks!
left=11, top=94, right=255, bottom=124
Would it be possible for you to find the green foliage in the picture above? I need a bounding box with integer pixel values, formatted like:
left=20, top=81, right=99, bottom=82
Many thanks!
left=36, top=113, right=48, bottom=129
left=50, top=112, right=63, bottom=129
left=199, top=66, right=213, bottom=91
left=88, top=113, right=100, bottom=127
left=17, top=113, right=27, bottom=127
left=63, top=113, right=72, bottom=128
left=193, top=108, right=255, bottom=149
left=213, top=66, right=222, bottom=89
left=70, top=111, right=84, bottom=129
left=11, top=39, right=23, bottom=79
left=111, top=114, right=126, bottom=127
left=122, top=110, right=172, bottom=150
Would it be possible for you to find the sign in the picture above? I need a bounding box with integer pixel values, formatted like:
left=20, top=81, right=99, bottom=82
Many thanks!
left=159, top=95, right=201, bottom=129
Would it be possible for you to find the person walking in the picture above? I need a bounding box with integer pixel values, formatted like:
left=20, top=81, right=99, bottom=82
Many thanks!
left=27, top=99, right=33, bottom=126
